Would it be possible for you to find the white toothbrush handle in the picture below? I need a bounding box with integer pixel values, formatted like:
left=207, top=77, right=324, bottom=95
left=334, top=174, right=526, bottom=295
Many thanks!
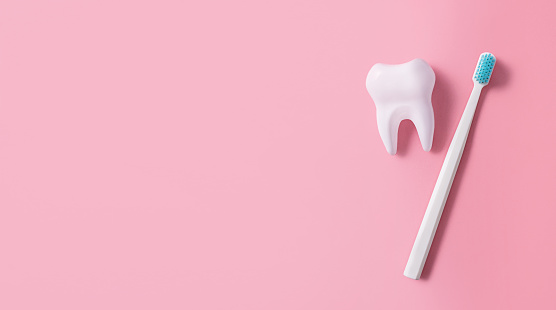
left=404, top=83, right=484, bottom=280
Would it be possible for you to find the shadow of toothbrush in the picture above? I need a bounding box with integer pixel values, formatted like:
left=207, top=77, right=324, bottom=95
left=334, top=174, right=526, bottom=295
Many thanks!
left=418, top=59, right=510, bottom=280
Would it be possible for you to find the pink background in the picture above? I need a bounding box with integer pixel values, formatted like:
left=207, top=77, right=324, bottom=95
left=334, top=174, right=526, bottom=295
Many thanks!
left=1, top=0, right=555, bottom=309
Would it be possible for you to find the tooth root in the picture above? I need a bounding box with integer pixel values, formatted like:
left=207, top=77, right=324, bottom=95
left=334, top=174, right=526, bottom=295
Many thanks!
left=377, top=110, right=401, bottom=155
left=411, top=104, right=435, bottom=152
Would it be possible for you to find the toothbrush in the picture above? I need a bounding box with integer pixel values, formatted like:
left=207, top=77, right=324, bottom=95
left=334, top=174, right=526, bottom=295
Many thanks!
left=404, top=52, right=496, bottom=280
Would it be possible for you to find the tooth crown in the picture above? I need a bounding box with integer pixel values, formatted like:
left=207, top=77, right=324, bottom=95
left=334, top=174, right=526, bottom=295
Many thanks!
left=366, top=59, right=436, bottom=155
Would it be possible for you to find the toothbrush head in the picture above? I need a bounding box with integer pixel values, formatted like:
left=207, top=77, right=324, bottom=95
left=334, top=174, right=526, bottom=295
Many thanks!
left=473, top=52, right=496, bottom=85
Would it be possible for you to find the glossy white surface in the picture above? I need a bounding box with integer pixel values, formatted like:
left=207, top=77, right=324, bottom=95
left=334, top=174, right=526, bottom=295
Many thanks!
left=366, top=59, right=435, bottom=155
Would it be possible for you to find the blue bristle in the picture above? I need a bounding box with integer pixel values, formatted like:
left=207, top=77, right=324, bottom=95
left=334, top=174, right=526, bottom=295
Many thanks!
left=473, top=53, right=496, bottom=84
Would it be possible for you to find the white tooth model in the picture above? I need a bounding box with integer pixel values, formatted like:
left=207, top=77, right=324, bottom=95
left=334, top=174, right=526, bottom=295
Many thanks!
left=366, top=59, right=435, bottom=155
